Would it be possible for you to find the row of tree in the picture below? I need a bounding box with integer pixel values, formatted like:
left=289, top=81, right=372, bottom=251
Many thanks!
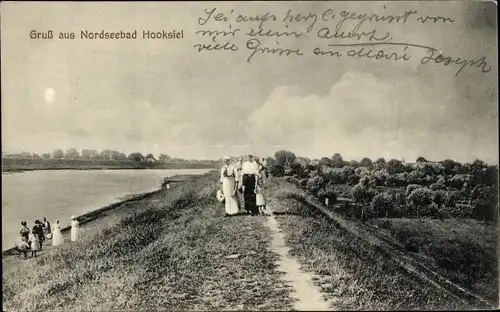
left=2, top=149, right=182, bottom=162
left=271, top=150, right=496, bottom=177
left=270, top=150, right=498, bottom=221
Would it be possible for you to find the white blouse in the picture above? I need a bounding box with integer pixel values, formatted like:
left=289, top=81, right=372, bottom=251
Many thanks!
left=220, top=165, right=237, bottom=182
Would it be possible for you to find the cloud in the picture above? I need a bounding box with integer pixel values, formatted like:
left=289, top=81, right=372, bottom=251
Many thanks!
left=247, top=71, right=498, bottom=163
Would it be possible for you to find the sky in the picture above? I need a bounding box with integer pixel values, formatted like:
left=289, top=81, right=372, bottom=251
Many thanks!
left=1, top=1, right=498, bottom=163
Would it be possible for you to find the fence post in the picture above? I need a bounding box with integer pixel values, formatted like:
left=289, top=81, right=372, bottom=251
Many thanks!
left=325, top=198, right=329, bottom=206
left=166, top=183, right=171, bottom=190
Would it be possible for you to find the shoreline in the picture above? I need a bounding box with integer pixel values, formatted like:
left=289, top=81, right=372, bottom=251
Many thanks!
left=1, top=173, right=203, bottom=255
left=2, top=166, right=218, bottom=173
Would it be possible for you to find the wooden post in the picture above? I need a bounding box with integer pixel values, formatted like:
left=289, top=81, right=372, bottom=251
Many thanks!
left=325, top=198, right=329, bottom=206
left=166, top=183, right=171, bottom=190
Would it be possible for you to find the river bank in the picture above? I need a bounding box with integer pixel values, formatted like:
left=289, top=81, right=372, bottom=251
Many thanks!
left=2, top=171, right=295, bottom=311
left=1, top=158, right=218, bottom=172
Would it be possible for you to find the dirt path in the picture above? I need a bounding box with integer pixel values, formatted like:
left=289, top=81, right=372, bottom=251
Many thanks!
left=264, top=203, right=336, bottom=311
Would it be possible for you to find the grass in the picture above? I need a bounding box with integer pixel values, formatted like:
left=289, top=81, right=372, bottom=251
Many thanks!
left=2, top=173, right=293, bottom=311
left=370, top=218, right=498, bottom=303
left=265, top=179, right=478, bottom=310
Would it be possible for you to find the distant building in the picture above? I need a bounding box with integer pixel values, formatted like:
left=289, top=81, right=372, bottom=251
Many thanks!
left=402, top=159, right=444, bottom=170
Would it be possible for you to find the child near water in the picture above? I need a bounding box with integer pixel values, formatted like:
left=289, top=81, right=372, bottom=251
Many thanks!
left=255, top=180, right=269, bottom=216
left=29, top=233, right=40, bottom=258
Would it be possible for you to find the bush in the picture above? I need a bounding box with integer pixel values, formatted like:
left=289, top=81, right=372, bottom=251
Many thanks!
left=306, top=176, right=326, bottom=196
left=270, top=164, right=285, bottom=177
left=317, top=182, right=338, bottom=204
left=371, top=192, right=396, bottom=218
left=406, top=184, right=421, bottom=197
left=407, top=187, right=435, bottom=218
left=352, top=176, right=379, bottom=220
left=471, top=185, right=498, bottom=221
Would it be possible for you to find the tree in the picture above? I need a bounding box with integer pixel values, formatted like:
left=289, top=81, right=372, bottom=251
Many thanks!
left=407, top=188, right=435, bottom=218
left=100, top=149, right=113, bottom=160
left=331, top=153, right=344, bottom=168
left=349, top=160, right=361, bottom=168
left=274, top=150, right=296, bottom=166
left=145, top=153, right=156, bottom=163
left=80, top=149, right=99, bottom=160
left=371, top=192, right=396, bottom=218
left=416, top=156, right=428, bottom=163
left=360, top=157, right=372, bottom=168
left=64, top=148, right=80, bottom=160
left=41, top=153, right=51, bottom=159
left=159, top=154, right=170, bottom=162
left=441, top=159, right=457, bottom=175
left=386, top=159, right=405, bottom=174
left=319, top=157, right=333, bottom=167
left=375, top=158, right=386, bottom=169
left=52, top=149, right=64, bottom=159
left=31, top=153, right=42, bottom=159
left=127, top=152, right=145, bottom=162
left=352, top=175, right=378, bottom=220
left=20, top=152, right=32, bottom=159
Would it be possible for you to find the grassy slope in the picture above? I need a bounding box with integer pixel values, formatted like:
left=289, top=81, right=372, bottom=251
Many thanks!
left=370, top=218, right=498, bottom=302
left=2, top=173, right=293, bottom=311
left=266, top=179, right=482, bottom=310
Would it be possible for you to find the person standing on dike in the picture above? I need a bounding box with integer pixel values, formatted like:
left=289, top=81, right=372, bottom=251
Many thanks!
left=241, top=154, right=260, bottom=216
left=220, top=156, right=239, bottom=217
left=70, top=216, right=80, bottom=242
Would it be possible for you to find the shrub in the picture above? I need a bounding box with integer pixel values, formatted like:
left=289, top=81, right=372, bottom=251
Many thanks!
left=352, top=176, right=379, bottom=220
left=471, top=185, right=498, bottom=221
left=430, top=177, right=447, bottom=191
left=406, top=184, right=421, bottom=197
left=317, top=182, right=338, bottom=204
left=372, top=169, right=390, bottom=186
left=449, top=174, right=468, bottom=188
left=408, top=170, right=426, bottom=185
left=270, top=164, right=285, bottom=177
left=371, top=192, right=396, bottom=218
left=306, top=176, right=326, bottom=196
left=407, top=187, right=435, bottom=218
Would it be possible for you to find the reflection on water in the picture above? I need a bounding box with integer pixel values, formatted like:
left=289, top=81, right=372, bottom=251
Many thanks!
left=1, top=169, right=210, bottom=249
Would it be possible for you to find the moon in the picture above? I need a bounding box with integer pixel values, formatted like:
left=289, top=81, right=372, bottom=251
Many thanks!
left=44, top=88, right=55, bottom=105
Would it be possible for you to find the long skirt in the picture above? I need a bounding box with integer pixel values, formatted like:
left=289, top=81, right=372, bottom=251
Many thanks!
left=242, top=174, right=258, bottom=215
left=52, top=229, right=64, bottom=246
left=222, top=177, right=239, bottom=215
left=71, top=226, right=79, bottom=242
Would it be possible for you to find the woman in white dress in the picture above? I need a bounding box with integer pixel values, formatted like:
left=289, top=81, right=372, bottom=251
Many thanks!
left=52, top=219, right=64, bottom=246
left=70, top=216, right=79, bottom=242
left=220, top=156, right=239, bottom=217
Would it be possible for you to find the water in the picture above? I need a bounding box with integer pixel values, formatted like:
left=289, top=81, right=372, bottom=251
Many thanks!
left=1, top=169, right=211, bottom=249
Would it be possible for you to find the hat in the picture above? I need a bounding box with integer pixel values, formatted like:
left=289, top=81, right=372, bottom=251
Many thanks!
left=71, top=216, right=76, bottom=220
left=222, top=156, right=230, bottom=161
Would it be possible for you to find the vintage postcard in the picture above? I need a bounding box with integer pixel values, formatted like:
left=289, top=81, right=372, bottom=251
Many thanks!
left=1, top=1, right=498, bottom=311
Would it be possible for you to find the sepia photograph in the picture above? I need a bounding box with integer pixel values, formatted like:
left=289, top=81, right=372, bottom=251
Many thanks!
left=1, top=1, right=498, bottom=311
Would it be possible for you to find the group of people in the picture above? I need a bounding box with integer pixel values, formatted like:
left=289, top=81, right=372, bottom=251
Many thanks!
left=219, top=154, right=269, bottom=217
left=16, top=216, right=80, bottom=259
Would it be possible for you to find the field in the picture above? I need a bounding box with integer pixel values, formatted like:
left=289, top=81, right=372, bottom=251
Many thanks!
left=1, top=158, right=218, bottom=172
left=370, top=218, right=498, bottom=302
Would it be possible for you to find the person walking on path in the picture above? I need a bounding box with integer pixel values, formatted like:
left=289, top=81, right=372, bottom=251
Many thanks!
left=241, top=154, right=260, bottom=216
left=70, top=216, right=80, bottom=242
left=220, top=156, right=240, bottom=217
